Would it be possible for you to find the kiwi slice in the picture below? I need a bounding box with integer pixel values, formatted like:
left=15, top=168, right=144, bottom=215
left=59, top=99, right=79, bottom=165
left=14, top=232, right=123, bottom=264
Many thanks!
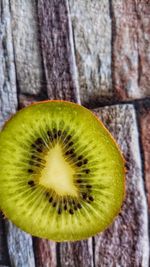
left=0, top=101, right=125, bottom=241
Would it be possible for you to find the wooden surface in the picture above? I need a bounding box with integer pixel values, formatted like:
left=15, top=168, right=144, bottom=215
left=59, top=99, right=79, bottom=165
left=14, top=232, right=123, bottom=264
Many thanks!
left=0, top=0, right=150, bottom=266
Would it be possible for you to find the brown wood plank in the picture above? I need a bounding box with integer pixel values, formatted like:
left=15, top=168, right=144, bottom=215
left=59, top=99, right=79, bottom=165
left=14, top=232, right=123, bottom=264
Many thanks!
left=10, top=0, right=43, bottom=95
left=37, top=0, right=80, bottom=102
left=139, top=99, right=150, bottom=209
left=94, top=104, right=149, bottom=267
left=69, top=0, right=112, bottom=105
left=35, top=1, right=94, bottom=266
left=111, top=0, right=150, bottom=100
left=0, top=1, right=36, bottom=266
left=33, top=238, right=57, bottom=267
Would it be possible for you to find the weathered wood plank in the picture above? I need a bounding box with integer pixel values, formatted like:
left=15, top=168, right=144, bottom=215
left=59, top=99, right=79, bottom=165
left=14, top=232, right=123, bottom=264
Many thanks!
left=94, top=104, right=149, bottom=267
left=139, top=99, right=150, bottom=209
left=0, top=1, right=36, bottom=266
left=0, top=213, right=10, bottom=266
left=69, top=0, right=112, bottom=105
left=10, top=0, right=43, bottom=95
left=59, top=239, right=93, bottom=267
left=33, top=238, right=57, bottom=267
left=0, top=0, right=17, bottom=127
left=37, top=0, right=80, bottom=102
left=5, top=222, right=35, bottom=267
left=35, top=1, right=94, bottom=266
left=111, top=0, right=150, bottom=100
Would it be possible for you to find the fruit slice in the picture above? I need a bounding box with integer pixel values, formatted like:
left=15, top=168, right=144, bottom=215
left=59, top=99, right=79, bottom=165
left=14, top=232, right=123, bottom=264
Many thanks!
left=0, top=101, right=125, bottom=241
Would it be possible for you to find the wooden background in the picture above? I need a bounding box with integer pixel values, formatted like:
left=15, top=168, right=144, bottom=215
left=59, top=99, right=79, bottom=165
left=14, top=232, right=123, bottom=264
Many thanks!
left=0, top=0, right=150, bottom=266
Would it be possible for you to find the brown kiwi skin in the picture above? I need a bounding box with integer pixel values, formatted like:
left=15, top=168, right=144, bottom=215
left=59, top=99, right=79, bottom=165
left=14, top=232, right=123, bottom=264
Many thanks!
left=0, top=99, right=126, bottom=241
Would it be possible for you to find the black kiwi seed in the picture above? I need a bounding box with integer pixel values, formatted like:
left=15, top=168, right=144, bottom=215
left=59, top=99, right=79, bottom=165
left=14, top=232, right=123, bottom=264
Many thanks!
left=35, top=138, right=43, bottom=145
left=28, top=169, right=33, bottom=173
left=37, top=147, right=43, bottom=153
left=82, top=193, right=87, bottom=199
left=31, top=144, right=36, bottom=148
left=77, top=203, right=82, bottom=209
left=69, top=149, right=74, bottom=154
left=53, top=202, right=57, bottom=207
left=46, top=192, right=49, bottom=197
left=58, top=130, right=61, bottom=136
left=58, top=207, right=62, bottom=215
left=54, top=133, right=57, bottom=139
left=86, top=185, right=92, bottom=188
left=77, top=161, right=82, bottom=167
left=85, top=169, right=90, bottom=174
left=28, top=180, right=34, bottom=186
left=74, top=206, right=77, bottom=210
left=77, top=179, right=82, bottom=183
left=83, top=159, right=88, bottom=164
left=78, top=155, right=83, bottom=160
left=31, top=155, right=36, bottom=159
left=69, top=209, right=74, bottom=215
left=68, top=141, right=73, bottom=146
left=66, top=135, right=71, bottom=141
left=64, top=204, right=67, bottom=210
left=49, top=197, right=53, bottom=203
left=89, top=196, right=94, bottom=201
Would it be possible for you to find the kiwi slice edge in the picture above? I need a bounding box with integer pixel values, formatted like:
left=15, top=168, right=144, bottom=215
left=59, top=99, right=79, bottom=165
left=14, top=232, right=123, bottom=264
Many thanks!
left=0, top=100, right=126, bottom=241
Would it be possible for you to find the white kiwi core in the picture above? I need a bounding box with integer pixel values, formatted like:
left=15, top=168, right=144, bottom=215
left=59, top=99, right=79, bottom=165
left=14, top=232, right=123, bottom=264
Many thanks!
left=39, top=143, right=77, bottom=197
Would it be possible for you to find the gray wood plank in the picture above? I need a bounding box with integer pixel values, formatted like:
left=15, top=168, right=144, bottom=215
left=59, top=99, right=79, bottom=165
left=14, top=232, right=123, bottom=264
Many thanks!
left=94, top=104, right=149, bottom=267
left=10, top=0, right=43, bottom=95
left=69, top=0, right=112, bottom=105
left=0, top=1, right=36, bottom=266
left=37, top=0, right=80, bottom=103
left=111, top=0, right=150, bottom=100
left=5, top=222, right=35, bottom=267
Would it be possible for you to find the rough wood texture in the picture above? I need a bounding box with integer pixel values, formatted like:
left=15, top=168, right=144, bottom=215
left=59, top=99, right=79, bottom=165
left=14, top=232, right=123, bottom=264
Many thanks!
left=69, top=0, right=112, bottom=105
left=5, top=222, right=35, bottom=267
left=139, top=100, right=150, bottom=209
left=37, top=0, right=80, bottom=102
left=10, top=0, right=43, bottom=95
left=0, top=0, right=17, bottom=127
left=94, top=104, right=149, bottom=267
left=0, top=213, right=10, bottom=266
left=111, top=1, right=150, bottom=100
left=33, top=238, right=57, bottom=267
left=34, top=2, right=93, bottom=266
left=59, top=239, right=93, bottom=267
left=0, top=1, right=36, bottom=266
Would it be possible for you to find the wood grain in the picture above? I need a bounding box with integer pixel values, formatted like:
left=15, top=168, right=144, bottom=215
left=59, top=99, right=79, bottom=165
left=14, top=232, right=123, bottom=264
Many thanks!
left=0, top=0, right=17, bottom=127
left=94, top=104, right=149, bottom=267
left=111, top=0, right=150, bottom=100
left=59, top=239, right=93, bottom=267
left=69, top=0, right=112, bottom=105
left=37, top=0, right=80, bottom=103
left=139, top=100, right=150, bottom=209
left=10, top=0, right=43, bottom=95
left=0, top=1, right=36, bottom=266
left=33, top=238, right=57, bottom=267
left=5, top=222, right=35, bottom=267
left=0, top=213, right=10, bottom=266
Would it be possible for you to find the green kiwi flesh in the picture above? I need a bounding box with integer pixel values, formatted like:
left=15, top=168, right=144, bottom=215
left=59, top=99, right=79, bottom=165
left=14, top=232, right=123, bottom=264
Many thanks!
left=0, top=101, right=125, bottom=241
